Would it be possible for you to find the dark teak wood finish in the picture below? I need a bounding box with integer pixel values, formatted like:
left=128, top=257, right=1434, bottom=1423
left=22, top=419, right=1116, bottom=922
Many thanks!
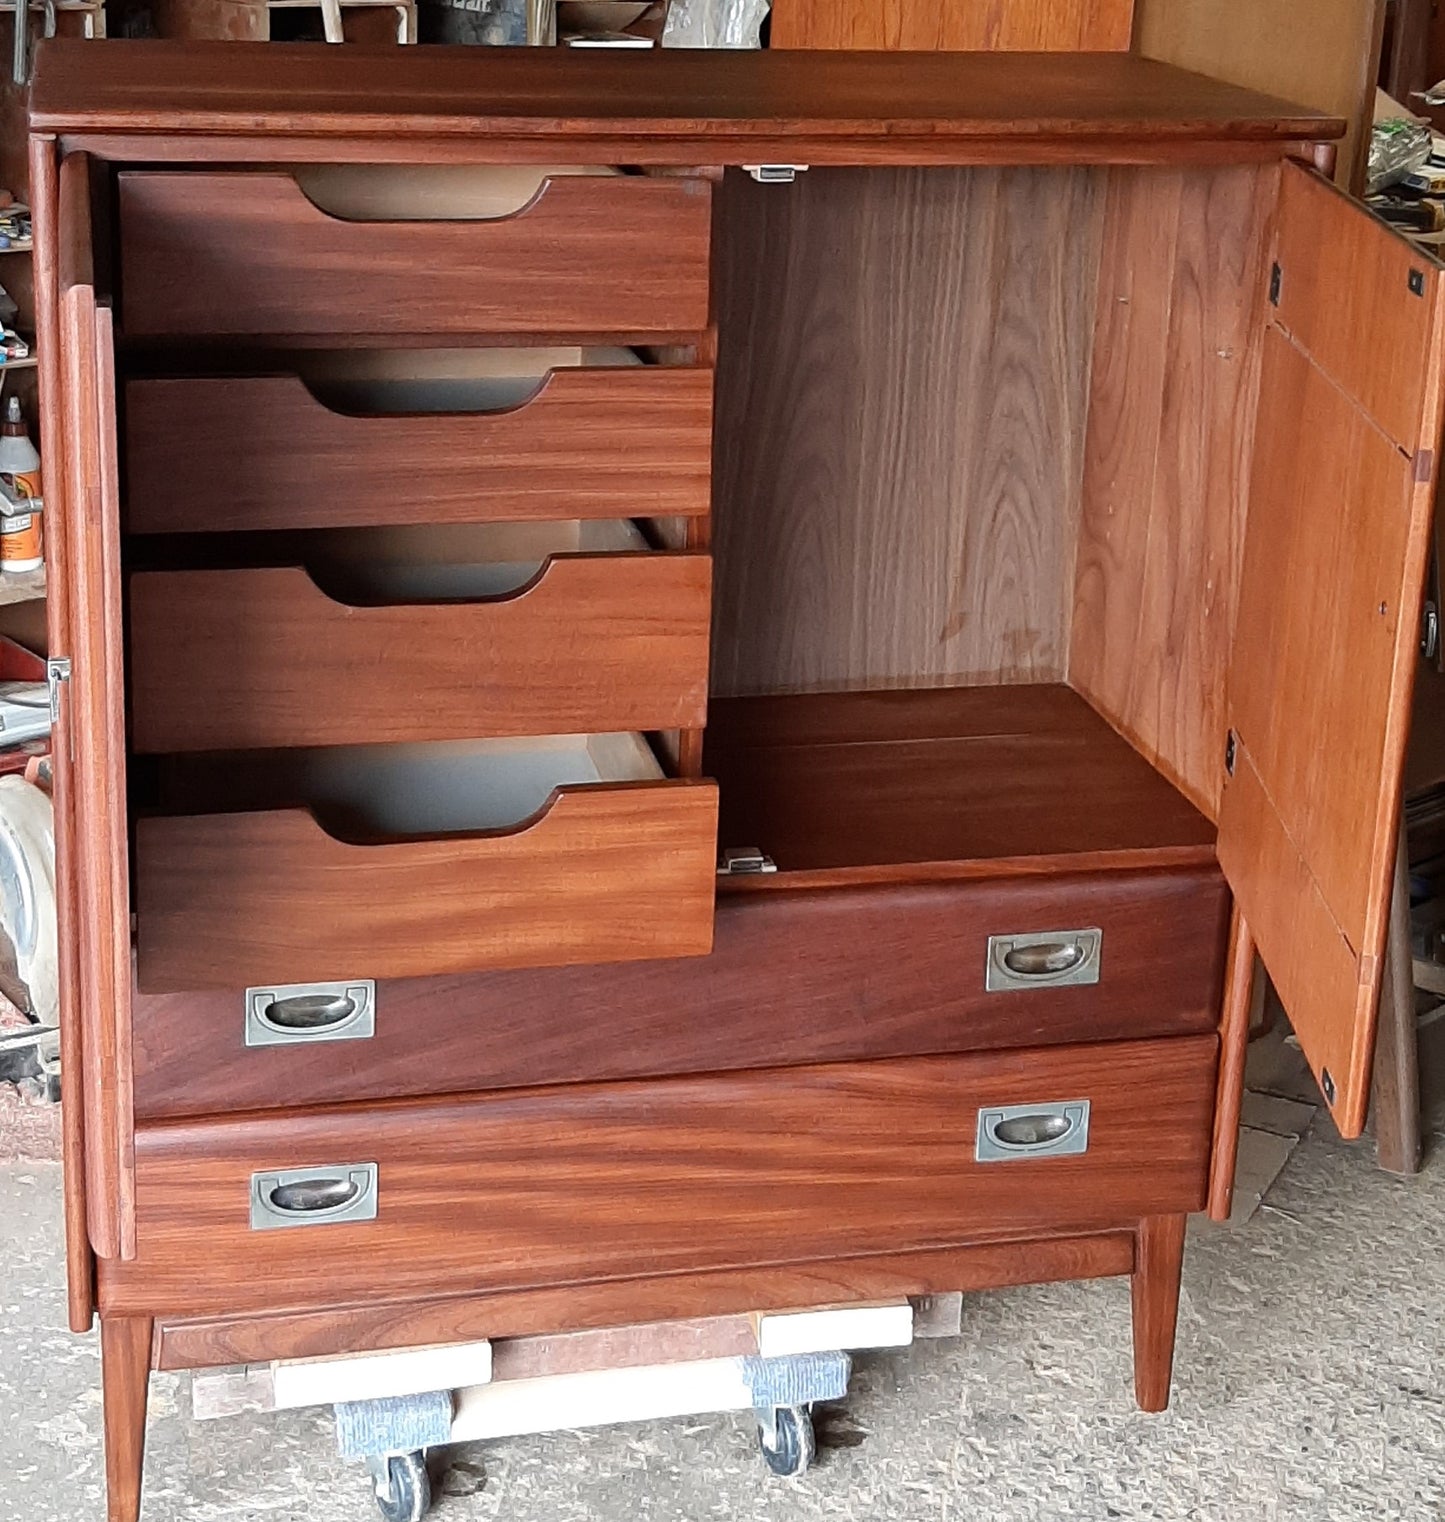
left=118, top=170, right=714, bottom=339
left=128, top=555, right=712, bottom=751
left=103, top=1037, right=1217, bottom=1319
left=29, top=40, right=1431, bottom=1522
left=131, top=862, right=1229, bottom=1118
left=124, top=367, right=715, bottom=534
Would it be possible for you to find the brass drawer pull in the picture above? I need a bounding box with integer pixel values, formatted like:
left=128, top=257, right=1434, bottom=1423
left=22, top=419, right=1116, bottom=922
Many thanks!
left=250, top=1163, right=379, bottom=1230
left=975, top=1101, right=1091, bottom=1162
left=245, top=980, right=376, bottom=1047
left=985, top=929, right=1102, bottom=991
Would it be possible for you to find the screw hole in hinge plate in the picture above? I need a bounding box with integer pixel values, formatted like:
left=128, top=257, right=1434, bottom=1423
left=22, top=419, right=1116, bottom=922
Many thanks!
left=1410, top=268, right=1426, bottom=297
left=1269, top=262, right=1282, bottom=305
left=1224, top=731, right=1236, bottom=776
left=1320, top=1067, right=1337, bottom=1105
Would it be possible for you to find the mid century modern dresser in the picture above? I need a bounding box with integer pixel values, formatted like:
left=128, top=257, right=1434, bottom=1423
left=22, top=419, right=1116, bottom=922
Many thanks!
left=26, top=39, right=1445, bottom=1522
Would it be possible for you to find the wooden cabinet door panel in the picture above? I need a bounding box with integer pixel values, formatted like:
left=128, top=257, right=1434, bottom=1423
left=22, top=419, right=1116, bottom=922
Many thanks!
left=1220, top=162, right=1445, bottom=1136
left=57, top=152, right=136, bottom=1258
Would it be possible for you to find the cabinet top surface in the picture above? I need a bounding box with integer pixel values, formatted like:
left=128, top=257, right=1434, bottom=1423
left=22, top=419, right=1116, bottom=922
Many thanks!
left=30, top=41, right=1342, bottom=160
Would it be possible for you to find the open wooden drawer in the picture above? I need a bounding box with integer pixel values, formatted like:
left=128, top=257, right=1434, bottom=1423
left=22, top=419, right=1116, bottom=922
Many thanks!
left=129, top=521, right=712, bottom=751
left=124, top=353, right=714, bottom=534
left=100, top=1035, right=1217, bottom=1318
left=116, top=167, right=713, bottom=339
left=132, top=734, right=719, bottom=991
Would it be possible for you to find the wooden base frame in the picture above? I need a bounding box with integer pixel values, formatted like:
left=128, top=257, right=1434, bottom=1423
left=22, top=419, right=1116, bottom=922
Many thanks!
left=100, top=1225, right=1188, bottom=1522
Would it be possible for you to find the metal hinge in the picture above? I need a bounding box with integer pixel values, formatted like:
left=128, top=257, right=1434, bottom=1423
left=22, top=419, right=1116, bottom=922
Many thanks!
left=1424, top=601, right=1440, bottom=661
left=718, top=846, right=777, bottom=876
left=1224, top=730, right=1236, bottom=777
left=745, top=165, right=809, bottom=184
left=1268, top=262, right=1282, bottom=305
left=46, top=656, right=70, bottom=725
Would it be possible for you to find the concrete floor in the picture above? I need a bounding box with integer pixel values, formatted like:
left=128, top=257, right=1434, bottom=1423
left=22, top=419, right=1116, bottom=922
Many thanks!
left=3, top=1112, right=1444, bottom=1522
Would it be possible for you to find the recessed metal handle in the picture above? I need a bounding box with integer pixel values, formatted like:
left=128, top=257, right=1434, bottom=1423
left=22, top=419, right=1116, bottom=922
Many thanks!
left=245, top=980, right=375, bottom=1047
left=975, top=1101, right=1090, bottom=1162
left=250, top=1163, right=378, bottom=1230
left=985, top=930, right=1101, bottom=992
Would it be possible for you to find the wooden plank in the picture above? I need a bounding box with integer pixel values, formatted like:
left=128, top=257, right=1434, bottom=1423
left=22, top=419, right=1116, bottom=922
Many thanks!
left=769, top=0, right=1133, bottom=50
left=102, top=1038, right=1216, bottom=1318
left=125, top=368, right=713, bottom=533
left=29, top=44, right=1345, bottom=158
left=1070, top=164, right=1276, bottom=818
left=1206, top=907, right=1256, bottom=1220
left=134, top=781, right=719, bottom=991
left=32, top=133, right=92, bottom=1330
left=1136, top=0, right=1381, bottom=190
left=150, top=1232, right=1137, bottom=1370
left=711, top=166, right=1102, bottom=695
left=128, top=557, right=712, bottom=750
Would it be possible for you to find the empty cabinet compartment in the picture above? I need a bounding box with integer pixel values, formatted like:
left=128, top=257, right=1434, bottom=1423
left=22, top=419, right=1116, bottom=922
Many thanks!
left=132, top=734, right=719, bottom=990
left=128, top=520, right=712, bottom=751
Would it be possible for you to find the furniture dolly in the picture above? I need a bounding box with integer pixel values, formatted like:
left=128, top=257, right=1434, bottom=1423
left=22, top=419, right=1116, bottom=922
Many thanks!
left=26, top=40, right=1445, bottom=1522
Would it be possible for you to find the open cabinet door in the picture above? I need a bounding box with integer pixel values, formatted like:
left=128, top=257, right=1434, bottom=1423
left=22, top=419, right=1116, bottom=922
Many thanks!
left=56, top=151, right=135, bottom=1258
left=1219, top=162, right=1445, bottom=1138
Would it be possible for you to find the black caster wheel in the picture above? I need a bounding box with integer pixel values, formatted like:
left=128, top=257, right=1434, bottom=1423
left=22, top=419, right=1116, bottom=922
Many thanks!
left=371, top=1451, right=431, bottom=1522
left=757, top=1405, right=815, bottom=1478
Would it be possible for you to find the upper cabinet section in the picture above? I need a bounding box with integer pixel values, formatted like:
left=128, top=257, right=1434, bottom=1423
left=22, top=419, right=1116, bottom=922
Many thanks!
left=30, top=42, right=1343, bottom=168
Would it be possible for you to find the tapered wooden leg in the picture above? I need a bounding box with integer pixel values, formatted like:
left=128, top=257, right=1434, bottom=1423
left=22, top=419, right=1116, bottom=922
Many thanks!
left=1372, top=818, right=1421, bottom=1175
left=101, top=1316, right=153, bottom=1522
left=1131, top=1214, right=1186, bottom=1413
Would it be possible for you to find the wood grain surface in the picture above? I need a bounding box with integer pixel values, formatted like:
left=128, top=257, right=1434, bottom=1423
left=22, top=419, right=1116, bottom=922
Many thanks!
left=1206, top=906, right=1256, bottom=1220
left=711, top=166, right=1102, bottom=695
left=101, top=1037, right=1216, bottom=1318
left=705, top=686, right=1216, bottom=882
left=1130, top=1214, right=1186, bottom=1412
left=131, top=864, right=1229, bottom=1119
left=770, top=0, right=1132, bottom=50
left=1070, top=164, right=1276, bottom=818
left=1221, top=191, right=1445, bottom=1138
left=149, top=1231, right=1136, bottom=1370
left=124, top=367, right=714, bottom=533
left=128, top=556, right=712, bottom=751
left=60, top=176, right=135, bottom=1260
left=134, top=782, right=719, bottom=991
left=35, top=138, right=93, bottom=1328
left=99, top=1317, right=152, bottom=1522
left=118, top=170, right=712, bottom=339
left=30, top=43, right=1344, bottom=163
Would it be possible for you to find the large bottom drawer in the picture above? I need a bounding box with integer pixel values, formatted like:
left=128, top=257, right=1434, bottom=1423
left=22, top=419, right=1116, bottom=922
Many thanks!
left=131, top=864, right=1229, bottom=1119
left=100, top=1036, right=1217, bottom=1318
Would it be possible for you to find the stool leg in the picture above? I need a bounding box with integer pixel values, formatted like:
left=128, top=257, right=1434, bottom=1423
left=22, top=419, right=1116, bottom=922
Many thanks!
left=101, top=1316, right=153, bottom=1522
left=1131, top=1214, right=1186, bottom=1413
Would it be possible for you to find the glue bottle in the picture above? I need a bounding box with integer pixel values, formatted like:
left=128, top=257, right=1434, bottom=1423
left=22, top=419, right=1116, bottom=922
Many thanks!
left=0, top=396, right=43, bottom=572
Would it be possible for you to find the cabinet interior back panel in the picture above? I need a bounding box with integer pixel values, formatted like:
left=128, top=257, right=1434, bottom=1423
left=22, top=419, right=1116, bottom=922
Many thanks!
left=711, top=165, right=1105, bottom=698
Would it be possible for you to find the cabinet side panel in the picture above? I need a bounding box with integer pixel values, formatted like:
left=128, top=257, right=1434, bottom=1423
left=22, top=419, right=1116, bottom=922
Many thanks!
left=712, top=166, right=1103, bottom=698
left=1070, top=163, right=1276, bottom=819
left=770, top=0, right=1133, bottom=50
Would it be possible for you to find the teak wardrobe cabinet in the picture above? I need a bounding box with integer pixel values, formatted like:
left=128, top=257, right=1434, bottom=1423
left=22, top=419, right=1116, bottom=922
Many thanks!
left=27, top=41, right=1445, bottom=1522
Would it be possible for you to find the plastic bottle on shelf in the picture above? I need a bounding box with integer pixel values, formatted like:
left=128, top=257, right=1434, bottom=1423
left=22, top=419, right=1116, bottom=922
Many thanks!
left=0, top=397, right=43, bottom=573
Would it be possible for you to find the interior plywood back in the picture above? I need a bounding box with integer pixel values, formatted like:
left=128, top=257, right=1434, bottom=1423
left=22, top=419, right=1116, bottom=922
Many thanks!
left=1069, top=164, right=1278, bottom=820
left=769, top=0, right=1133, bottom=51
left=710, top=165, right=1105, bottom=699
